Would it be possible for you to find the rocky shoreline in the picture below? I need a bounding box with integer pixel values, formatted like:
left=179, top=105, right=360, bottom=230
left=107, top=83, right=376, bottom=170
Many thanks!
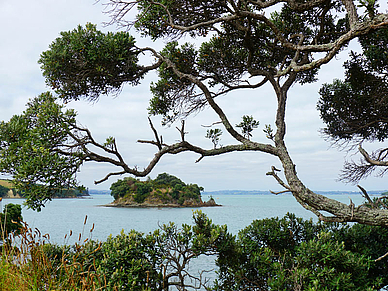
left=105, top=197, right=221, bottom=208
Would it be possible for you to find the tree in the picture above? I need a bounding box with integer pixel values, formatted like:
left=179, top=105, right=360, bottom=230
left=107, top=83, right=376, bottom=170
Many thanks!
left=0, top=93, right=82, bottom=211
left=0, top=1, right=388, bottom=225
left=317, top=28, right=388, bottom=184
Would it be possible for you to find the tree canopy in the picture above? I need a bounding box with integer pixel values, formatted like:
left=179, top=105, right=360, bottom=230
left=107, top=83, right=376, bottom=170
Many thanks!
left=0, top=0, right=388, bottom=225
left=318, top=28, right=388, bottom=184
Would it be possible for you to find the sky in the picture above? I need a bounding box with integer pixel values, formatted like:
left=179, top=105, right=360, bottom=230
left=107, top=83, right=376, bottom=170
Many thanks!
left=0, top=0, right=387, bottom=192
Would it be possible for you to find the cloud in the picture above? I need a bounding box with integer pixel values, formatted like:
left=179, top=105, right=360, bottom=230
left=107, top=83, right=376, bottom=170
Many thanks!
left=1, top=0, right=387, bottom=192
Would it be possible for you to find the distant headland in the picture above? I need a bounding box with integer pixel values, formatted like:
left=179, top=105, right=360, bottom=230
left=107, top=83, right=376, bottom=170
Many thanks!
left=0, top=179, right=90, bottom=199
left=106, top=173, right=220, bottom=208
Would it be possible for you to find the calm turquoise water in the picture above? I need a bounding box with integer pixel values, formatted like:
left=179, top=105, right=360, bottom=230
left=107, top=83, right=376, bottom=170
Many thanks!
left=1, top=192, right=369, bottom=289
left=2, top=192, right=367, bottom=244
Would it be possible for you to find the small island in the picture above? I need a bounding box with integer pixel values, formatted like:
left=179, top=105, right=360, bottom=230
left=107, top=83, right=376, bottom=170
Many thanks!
left=107, top=173, right=220, bottom=208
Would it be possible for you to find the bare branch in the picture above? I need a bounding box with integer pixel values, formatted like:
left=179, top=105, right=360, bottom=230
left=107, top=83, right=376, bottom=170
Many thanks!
left=176, top=120, right=187, bottom=141
left=266, top=166, right=291, bottom=190
left=270, top=189, right=291, bottom=195
left=148, top=117, right=162, bottom=150
left=359, top=145, right=388, bottom=167
left=94, top=170, right=127, bottom=184
left=375, top=251, right=388, bottom=262
left=201, top=121, right=222, bottom=128
left=357, top=185, right=375, bottom=207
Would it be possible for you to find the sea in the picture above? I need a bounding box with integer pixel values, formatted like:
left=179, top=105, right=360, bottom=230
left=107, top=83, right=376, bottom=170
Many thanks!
left=1, top=191, right=375, bottom=244
left=0, top=191, right=380, bottom=289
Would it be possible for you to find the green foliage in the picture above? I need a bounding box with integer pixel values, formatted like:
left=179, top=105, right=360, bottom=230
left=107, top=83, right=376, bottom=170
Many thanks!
left=236, top=115, right=260, bottom=140
left=290, top=232, right=373, bottom=291
left=0, top=204, right=23, bottom=240
left=214, top=213, right=385, bottom=290
left=93, top=230, right=161, bottom=290
left=110, top=177, right=137, bottom=200
left=330, top=222, right=388, bottom=287
left=357, top=0, right=379, bottom=17
left=318, top=29, right=388, bottom=143
left=205, top=128, right=222, bottom=149
left=55, top=187, right=89, bottom=198
left=153, top=172, right=185, bottom=188
left=42, top=211, right=224, bottom=290
left=198, top=33, right=250, bottom=87
left=0, top=185, right=9, bottom=197
left=318, top=60, right=388, bottom=142
left=142, top=1, right=347, bottom=125
left=110, top=173, right=204, bottom=204
left=134, top=1, right=228, bottom=40
left=39, top=23, right=141, bottom=102
left=148, top=42, right=200, bottom=124
left=153, top=173, right=204, bottom=203
left=134, top=182, right=152, bottom=203
left=0, top=93, right=82, bottom=211
left=263, top=124, right=274, bottom=140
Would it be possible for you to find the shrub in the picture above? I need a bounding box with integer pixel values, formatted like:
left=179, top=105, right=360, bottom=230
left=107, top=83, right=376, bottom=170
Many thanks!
left=213, top=213, right=386, bottom=290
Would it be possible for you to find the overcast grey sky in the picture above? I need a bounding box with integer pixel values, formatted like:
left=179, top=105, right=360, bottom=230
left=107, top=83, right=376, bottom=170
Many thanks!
left=0, top=0, right=387, bottom=192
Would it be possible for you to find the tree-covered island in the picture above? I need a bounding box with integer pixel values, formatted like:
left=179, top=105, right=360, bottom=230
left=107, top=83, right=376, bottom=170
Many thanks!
left=108, top=173, right=219, bottom=207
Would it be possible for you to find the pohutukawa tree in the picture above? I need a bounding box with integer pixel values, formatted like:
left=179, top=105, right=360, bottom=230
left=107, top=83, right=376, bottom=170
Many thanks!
left=318, top=27, right=388, bottom=184
left=0, top=0, right=388, bottom=223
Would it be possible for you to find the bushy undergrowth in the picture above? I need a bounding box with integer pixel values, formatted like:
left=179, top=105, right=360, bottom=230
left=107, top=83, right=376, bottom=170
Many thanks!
left=1, top=212, right=388, bottom=290
left=214, top=213, right=388, bottom=290
left=0, top=219, right=106, bottom=291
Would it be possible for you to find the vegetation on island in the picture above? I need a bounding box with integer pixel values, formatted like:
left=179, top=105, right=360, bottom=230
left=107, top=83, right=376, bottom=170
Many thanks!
left=2, top=211, right=388, bottom=290
left=109, top=173, right=216, bottom=206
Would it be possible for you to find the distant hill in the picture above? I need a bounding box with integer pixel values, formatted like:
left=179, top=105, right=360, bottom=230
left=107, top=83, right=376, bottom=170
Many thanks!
left=204, top=190, right=388, bottom=196
left=0, top=179, right=13, bottom=188
left=0, top=179, right=90, bottom=198
left=89, top=189, right=111, bottom=195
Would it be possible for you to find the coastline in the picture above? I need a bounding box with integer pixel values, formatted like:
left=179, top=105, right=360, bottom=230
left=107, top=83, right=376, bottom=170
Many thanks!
left=105, top=198, right=221, bottom=208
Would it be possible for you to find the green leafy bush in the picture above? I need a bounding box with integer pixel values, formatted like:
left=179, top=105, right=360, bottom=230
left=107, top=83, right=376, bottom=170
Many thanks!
left=43, top=211, right=224, bottom=290
left=214, top=213, right=387, bottom=290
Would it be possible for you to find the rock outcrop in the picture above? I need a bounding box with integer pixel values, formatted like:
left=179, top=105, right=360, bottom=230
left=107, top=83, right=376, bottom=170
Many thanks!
left=106, top=196, right=220, bottom=208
